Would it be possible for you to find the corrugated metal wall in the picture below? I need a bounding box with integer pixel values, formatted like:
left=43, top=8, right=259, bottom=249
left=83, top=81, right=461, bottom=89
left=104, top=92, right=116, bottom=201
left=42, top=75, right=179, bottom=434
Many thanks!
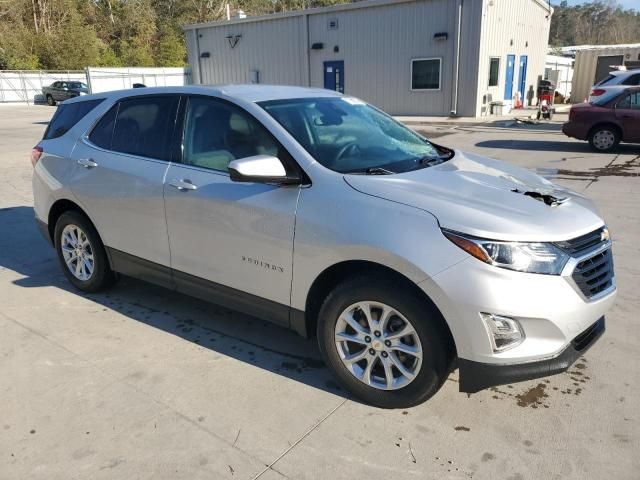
left=456, top=0, right=484, bottom=117
left=192, top=16, right=307, bottom=86
left=572, top=47, right=640, bottom=103
left=474, top=0, right=552, bottom=115
left=184, top=0, right=551, bottom=117
left=307, top=0, right=456, bottom=115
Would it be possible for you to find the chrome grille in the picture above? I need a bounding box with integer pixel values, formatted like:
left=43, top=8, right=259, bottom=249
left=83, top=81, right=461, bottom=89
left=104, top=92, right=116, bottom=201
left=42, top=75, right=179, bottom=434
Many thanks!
left=571, top=248, right=614, bottom=299
left=555, top=226, right=607, bottom=254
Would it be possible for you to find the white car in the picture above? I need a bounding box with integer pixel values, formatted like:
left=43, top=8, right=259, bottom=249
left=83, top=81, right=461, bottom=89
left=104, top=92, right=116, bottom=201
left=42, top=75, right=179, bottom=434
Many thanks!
left=589, top=69, right=640, bottom=102
left=32, top=85, right=616, bottom=408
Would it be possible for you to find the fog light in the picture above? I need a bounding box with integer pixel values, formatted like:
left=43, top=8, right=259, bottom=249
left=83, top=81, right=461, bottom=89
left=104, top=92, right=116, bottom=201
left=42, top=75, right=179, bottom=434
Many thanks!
left=480, top=313, right=524, bottom=352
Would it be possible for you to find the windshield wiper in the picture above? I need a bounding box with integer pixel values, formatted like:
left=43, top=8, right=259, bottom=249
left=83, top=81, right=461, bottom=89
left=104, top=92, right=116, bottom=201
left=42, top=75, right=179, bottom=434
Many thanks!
left=418, top=155, right=448, bottom=166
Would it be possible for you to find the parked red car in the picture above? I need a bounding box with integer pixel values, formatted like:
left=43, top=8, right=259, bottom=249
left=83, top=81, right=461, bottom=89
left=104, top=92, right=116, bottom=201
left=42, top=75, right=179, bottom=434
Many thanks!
left=563, top=86, right=640, bottom=152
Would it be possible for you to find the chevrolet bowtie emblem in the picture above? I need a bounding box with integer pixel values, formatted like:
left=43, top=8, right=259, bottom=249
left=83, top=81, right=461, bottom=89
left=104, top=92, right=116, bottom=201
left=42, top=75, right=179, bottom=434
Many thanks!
left=601, top=228, right=610, bottom=242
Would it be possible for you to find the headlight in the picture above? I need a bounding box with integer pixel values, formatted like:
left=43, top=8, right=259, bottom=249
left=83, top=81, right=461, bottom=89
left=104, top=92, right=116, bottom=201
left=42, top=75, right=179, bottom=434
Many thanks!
left=442, top=229, right=570, bottom=275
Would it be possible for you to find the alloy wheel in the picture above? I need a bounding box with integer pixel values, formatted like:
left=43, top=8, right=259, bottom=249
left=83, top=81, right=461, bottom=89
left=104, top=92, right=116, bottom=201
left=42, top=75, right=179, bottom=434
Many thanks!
left=334, top=301, right=423, bottom=390
left=60, top=224, right=95, bottom=281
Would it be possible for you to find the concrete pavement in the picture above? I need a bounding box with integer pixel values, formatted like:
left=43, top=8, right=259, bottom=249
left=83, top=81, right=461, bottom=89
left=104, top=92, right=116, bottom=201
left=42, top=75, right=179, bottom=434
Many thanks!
left=0, top=104, right=638, bottom=480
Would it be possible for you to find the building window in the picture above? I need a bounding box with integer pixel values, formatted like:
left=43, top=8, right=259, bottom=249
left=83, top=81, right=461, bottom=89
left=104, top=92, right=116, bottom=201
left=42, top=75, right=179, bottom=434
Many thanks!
left=411, top=58, right=441, bottom=90
left=489, top=57, right=500, bottom=87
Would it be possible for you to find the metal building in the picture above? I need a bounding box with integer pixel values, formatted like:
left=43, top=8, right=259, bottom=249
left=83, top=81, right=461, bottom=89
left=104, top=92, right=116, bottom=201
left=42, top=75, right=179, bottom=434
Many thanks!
left=569, top=44, right=640, bottom=103
left=545, top=54, right=574, bottom=101
left=184, top=0, right=552, bottom=117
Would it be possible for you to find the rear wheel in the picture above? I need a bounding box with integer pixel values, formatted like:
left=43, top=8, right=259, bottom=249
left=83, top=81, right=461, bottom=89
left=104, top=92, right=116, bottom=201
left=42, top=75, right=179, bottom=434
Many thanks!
left=317, top=276, right=450, bottom=408
left=54, top=211, right=115, bottom=292
left=46, top=94, right=56, bottom=106
left=588, top=126, right=620, bottom=152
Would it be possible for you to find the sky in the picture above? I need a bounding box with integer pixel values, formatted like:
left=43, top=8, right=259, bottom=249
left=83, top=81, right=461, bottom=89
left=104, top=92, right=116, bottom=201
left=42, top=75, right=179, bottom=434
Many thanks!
left=551, top=0, right=639, bottom=9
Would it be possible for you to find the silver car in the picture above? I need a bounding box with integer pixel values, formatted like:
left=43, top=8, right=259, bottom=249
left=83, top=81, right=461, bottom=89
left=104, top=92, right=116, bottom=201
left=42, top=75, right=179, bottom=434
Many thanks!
left=32, top=86, right=616, bottom=408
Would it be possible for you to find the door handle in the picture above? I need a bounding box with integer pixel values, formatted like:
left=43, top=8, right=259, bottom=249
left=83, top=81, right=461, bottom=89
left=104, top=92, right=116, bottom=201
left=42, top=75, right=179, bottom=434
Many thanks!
left=77, top=158, right=98, bottom=168
left=169, top=179, right=198, bottom=191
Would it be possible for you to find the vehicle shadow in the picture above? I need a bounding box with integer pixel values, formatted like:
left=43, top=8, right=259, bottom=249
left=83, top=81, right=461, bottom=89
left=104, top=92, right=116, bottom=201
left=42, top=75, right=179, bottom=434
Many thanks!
left=488, top=120, right=565, bottom=133
left=0, top=205, right=348, bottom=400
left=476, top=139, right=640, bottom=153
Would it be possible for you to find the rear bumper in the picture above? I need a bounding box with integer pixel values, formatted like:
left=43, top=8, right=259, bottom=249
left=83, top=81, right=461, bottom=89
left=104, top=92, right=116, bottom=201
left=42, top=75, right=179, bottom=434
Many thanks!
left=562, top=122, right=587, bottom=140
left=458, top=316, right=605, bottom=393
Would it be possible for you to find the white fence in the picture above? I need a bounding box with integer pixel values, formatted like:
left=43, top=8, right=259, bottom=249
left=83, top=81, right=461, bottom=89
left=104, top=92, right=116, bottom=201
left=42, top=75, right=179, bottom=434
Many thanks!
left=86, top=67, right=190, bottom=94
left=0, top=70, right=86, bottom=103
left=0, top=67, right=191, bottom=104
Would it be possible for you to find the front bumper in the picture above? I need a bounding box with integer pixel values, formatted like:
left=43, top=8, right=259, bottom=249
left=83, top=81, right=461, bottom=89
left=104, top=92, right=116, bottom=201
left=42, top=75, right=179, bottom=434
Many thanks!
left=36, top=218, right=52, bottom=246
left=458, top=316, right=605, bottom=393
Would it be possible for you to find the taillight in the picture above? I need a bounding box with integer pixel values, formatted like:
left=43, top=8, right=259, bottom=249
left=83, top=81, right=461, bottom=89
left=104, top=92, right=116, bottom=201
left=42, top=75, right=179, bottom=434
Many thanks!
left=590, top=89, right=606, bottom=97
left=31, top=145, right=43, bottom=167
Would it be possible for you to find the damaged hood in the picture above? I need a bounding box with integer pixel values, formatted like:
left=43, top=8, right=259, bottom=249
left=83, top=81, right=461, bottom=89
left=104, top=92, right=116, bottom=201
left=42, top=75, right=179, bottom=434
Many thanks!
left=344, top=150, right=604, bottom=242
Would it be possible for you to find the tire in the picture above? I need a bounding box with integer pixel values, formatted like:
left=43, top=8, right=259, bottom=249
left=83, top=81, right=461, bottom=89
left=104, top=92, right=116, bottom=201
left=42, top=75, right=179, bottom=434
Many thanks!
left=317, top=276, right=451, bottom=408
left=46, top=94, right=56, bottom=106
left=588, top=126, right=620, bottom=153
left=54, top=211, right=116, bottom=292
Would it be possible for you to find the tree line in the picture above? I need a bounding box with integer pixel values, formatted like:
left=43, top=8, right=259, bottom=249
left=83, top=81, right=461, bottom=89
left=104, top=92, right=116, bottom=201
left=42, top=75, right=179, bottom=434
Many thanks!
left=0, top=0, right=343, bottom=70
left=549, top=1, right=640, bottom=47
left=0, top=0, right=638, bottom=71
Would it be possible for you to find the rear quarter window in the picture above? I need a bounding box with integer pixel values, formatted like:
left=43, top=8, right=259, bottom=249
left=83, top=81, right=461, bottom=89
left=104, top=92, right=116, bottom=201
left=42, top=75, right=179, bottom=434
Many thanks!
left=596, top=74, right=616, bottom=86
left=43, top=99, right=104, bottom=140
left=88, top=105, right=118, bottom=150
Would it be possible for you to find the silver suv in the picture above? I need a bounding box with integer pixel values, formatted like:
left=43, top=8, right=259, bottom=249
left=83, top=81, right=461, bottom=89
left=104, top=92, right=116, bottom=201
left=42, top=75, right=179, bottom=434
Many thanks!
left=32, top=86, right=616, bottom=408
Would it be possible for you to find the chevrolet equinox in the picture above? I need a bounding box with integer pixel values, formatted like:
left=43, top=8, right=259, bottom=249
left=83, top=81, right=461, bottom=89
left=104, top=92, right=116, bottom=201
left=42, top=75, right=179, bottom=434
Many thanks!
left=32, top=86, right=616, bottom=408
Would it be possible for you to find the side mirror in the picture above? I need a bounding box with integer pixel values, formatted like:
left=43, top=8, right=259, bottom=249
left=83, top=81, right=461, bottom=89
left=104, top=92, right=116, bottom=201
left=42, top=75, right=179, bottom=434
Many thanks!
left=228, top=155, right=301, bottom=185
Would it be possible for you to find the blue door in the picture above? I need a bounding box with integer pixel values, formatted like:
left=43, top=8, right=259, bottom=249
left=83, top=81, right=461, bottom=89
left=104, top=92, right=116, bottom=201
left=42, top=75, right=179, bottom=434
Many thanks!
left=324, top=61, right=344, bottom=93
left=518, top=55, right=528, bottom=101
left=504, top=54, right=515, bottom=100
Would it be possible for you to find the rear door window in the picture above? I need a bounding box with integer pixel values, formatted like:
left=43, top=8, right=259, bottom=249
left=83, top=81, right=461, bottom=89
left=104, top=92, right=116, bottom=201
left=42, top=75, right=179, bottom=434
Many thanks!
left=110, top=96, right=179, bottom=160
left=617, top=92, right=640, bottom=110
left=43, top=99, right=104, bottom=140
left=622, top=74, right=640, bottom=86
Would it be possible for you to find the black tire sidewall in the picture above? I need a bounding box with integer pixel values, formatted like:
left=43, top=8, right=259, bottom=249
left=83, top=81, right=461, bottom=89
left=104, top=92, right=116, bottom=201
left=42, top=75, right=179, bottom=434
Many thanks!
left=317, top=277, right=450, bottom=409
left=54, top=211, right=113, bottom=292
left=589, top=127, right=619, bottom=152
left=46, top=95, right=55, bottom=106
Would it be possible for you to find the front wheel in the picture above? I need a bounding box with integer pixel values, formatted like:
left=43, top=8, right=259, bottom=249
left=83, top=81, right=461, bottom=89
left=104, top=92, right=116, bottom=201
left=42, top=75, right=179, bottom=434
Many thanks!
left=46, top=94, right=56, bottom=106
left=317, top=276, right=451, bottom=408
left=54, top=211, right=116, bottom=292
left=589, top=126, right=620, bottom=152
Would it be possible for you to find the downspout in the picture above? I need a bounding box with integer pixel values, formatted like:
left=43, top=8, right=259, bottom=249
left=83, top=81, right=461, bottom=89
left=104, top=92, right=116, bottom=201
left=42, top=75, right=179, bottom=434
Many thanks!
left=303, top=13, right=311, bottom=86
left=195, top=28, right=202, bottom=84
left=450, top=0, right=463, bottom=116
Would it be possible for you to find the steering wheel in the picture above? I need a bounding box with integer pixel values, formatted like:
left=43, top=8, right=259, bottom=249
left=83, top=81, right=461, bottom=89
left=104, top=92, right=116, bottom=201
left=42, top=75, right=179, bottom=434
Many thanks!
left=335, top=142, right=361, bottom=164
